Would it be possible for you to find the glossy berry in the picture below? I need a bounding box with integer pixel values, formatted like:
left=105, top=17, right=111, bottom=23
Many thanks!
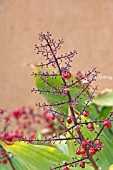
left=51, top=114, right=56, bottom=120
left=96, top=141, right=104, bottom=148
left=67, top=118, right=72, bottom=124
left=80, top=161, right=85, bottom=168
left=62, top=72, right=71, bottom=79
left=76, top=148, right=85, bottom=155
left=76, top=148, right=81, bottom=155
left=80, top=148, right=86, bottom=154
left=83, top=110, right=89, bottom=117
left=88, top=124, right=94, bottom=131
left=89, top=147, right=96, bottom=156
left=102, top=119, right=112, bottom=128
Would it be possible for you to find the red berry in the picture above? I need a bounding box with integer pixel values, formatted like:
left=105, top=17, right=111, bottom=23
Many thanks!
left=80, top=162, right=85, bottom=168
left=96, top=141, right=104, bottom=148
left=83, top=110, right=89, bottom=117
left=88, top=124, right=94, bottom=131
left=76, top=148, right=81, bottom=155
left=76, top=148, right=85, bottom=155
left=62, top=72, right=71, bottom=79
left=62, top=167, right=70, bottom=170
left=89, top=148, right=96, bottom=156
left=67, top=118, right=72, bottom=124
left=80, top=148, right=85, bottom=154
left=102, top=120, right=112, bottom=128
left=82, top=140, right=87, bottom=147
left=51, top=114, right=56, bottom=120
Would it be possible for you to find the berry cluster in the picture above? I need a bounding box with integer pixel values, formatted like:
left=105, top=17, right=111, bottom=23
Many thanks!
left=31, top=32, right=113, bottom=170
left=0, top=107, right=41, bottom=168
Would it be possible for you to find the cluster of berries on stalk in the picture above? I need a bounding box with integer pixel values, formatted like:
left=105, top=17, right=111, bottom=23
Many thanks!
left=31, top=32, right=113, bottom=170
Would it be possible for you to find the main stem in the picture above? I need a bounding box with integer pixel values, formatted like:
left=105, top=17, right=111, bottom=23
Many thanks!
left=45, top=36, right=99, bottom=170
left=6, top=154, right=16, bottom=170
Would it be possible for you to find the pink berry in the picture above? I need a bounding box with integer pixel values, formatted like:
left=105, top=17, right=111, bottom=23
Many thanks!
left=88, top=124, right=94, bottom=131
left=76, top=71, right=84, bottom=79
left=96, top=141, right=104, bottom=148
left=80, top=161, right=85, bottom=168
left=62, top=72, right=71, bottom=79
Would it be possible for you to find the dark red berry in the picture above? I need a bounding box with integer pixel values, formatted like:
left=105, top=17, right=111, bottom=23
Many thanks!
left=80, top=161, right=85, bottom=168
left=67, top=118, right=72, bottom=124
left=102, top=120, right=112, bottom=128
left=83, top=110, right=89, bottom=117
left=2, top=159, right=7, bottom=164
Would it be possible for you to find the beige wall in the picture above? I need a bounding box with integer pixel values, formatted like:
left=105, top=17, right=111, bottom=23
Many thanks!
left=0, top=0, right=113, bottom=110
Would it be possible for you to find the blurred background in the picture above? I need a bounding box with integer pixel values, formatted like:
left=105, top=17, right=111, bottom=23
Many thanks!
left=0, top=0, right=113, bottom=110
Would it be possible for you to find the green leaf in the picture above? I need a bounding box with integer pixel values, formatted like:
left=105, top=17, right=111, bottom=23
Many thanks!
left=35, top=70, right=88, bottom=115
left=35, top=72, right=68, bottom=113
left=98, top=106, right=112, bottom=119
left=92, top=91, right=113, bottom=106
left=0, top=141, right=72, bottom=170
